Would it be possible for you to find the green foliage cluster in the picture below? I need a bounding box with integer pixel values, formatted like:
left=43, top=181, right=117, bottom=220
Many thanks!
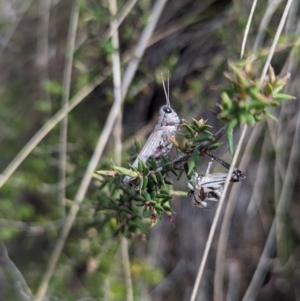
left=94, top=60, right=293, bottom=236
left=93, top=116, right=225, bottom=237
left=218, top=61, right=294, bottom=154
left=219, top=61, right=294, bottom=130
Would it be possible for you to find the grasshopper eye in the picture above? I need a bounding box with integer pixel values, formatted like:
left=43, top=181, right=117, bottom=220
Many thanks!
left=163, top=106, right=172, bottom=114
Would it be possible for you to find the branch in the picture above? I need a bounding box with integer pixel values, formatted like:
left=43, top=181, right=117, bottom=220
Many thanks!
left=58, top=0, right=79, bottom=218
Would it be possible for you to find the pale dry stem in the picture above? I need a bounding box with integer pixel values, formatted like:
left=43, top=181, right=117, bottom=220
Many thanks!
left=260, top=0, right=294, bottom=85
left=253, top=0, right=283, bottom=55
left=121, top=0, right=168, bottom=98
left=105, top=0, right=139, bottom=40
left=109, top=0, right=134, bottom=299
left=240, top=0, right=258, bottom=59
left=37, top=0, right=51, bottom=114
left=58, top=0, right=79, bottom=218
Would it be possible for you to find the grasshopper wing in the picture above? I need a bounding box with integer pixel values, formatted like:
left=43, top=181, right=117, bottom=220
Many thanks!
left=132, top=129, right=168, bottom=167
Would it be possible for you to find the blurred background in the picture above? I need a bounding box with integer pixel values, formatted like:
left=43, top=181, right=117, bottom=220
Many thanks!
left=0, top=0, right=300, bottom=300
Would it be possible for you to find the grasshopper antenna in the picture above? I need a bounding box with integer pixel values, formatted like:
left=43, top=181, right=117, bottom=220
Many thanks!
left=161, top=72, right=170, bottom=107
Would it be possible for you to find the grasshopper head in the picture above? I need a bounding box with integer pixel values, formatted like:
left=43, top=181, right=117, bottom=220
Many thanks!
left=156, top=74, right=181, bottom=127
left=157, top=105, right=180, bottom=127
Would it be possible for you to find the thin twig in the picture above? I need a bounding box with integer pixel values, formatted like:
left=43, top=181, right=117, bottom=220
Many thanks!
left=109, top=0, right=134, bottom=299
left=240, top=0, right=258, bottom=59
left=260, top=0, right=294, bottom=85
left=104, top=0, right=139, bottom=40
left=37, top=0, right=52, bottom=114
left=253, top=0, right=284, bottom=55
left=190, top=125, right=248, bottom=301
left=35, top=0, right=167, bottom=298
left=58, top=0, right=79, bottom=218
left=120, top=237, right=134, bottom=301
left=121, top=0, right=168, bottom=98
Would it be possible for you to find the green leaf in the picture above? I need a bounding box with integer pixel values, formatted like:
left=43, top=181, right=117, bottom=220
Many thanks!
left=218, top=109, right=232, bottom=119
left=148, top=157, right=159, bottom=169
left=160, top=188, right=170, bottom=196
left=156, top=172, right=165, bottom=186
left=149, top=173, right=158, bottom=184
left=187, top=151, right=199, bottom=175
left=273, top=93, right=295, bottom=100
left=184, top=163, right=189, bottom=175
left=221, top=92, right=232, bottom=109
left=143, top=208, right=152, bottom=218
left=139, top=177, right=144, bottom=194
left=265, top=111, right=278, bottom=122
left=191, top=133, right=213, bottom=143
left=245, top=114, right=256, bottom=125
left=207, top=142, right=222, bottom=150
left=161, top=196, right=173, bottom=204
left=112, top=166, right=139, bottom=178
left=143, top=191, right=151, bottom=202
left=182, top=123, right=196, bottom=136
left=150, top=191, right=157, bottom=200
left=227, top=130, right=234, bottom=155
left=248, top=100, right=266, bottom=110
left=269, top=100, right=280, bottom=106
left=191, top=119, right=212, bottom=132
left=142, top=176, right=148, bottom=190
left=138, top=159, right=143, bottom=172
left=154, top=204, right=164, bottom=212
left=238, top=112, right=247, bottom=124
left=227, top=118, right=238, bottom=132
left=94, top=170, right=118, bottom=177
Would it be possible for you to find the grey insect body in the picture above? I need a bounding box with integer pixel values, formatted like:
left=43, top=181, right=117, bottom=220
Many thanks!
left=123, top=78, right=180, bottom=186
left=187, top=154, right=245, bottom=208
left=131, top=105, right=180, bottom=166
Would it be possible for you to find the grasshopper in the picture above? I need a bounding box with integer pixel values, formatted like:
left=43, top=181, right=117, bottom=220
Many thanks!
left=123, top=77, right=181, bottom=186
left=187, top=152, right=245, bottom=208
